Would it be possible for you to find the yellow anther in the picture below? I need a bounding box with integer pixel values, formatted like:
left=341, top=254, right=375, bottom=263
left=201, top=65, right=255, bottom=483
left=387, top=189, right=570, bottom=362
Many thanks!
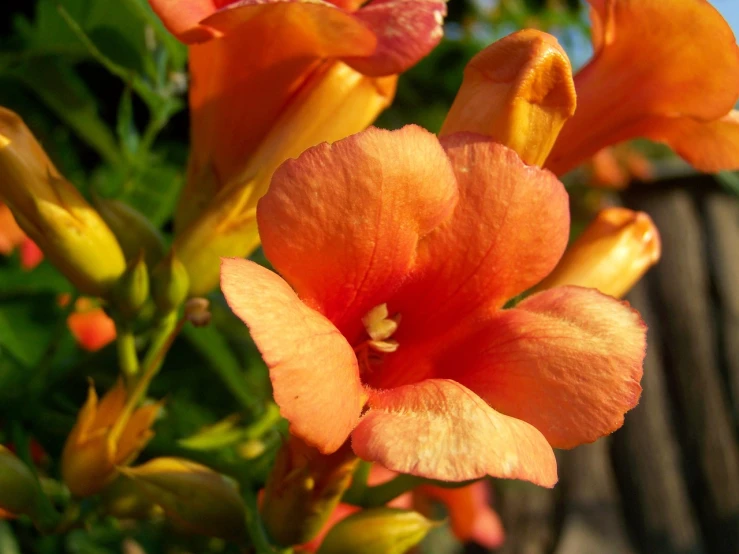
left=368, top=339, right=399, bottom=354
left=361, top=303, right=400, bottom=342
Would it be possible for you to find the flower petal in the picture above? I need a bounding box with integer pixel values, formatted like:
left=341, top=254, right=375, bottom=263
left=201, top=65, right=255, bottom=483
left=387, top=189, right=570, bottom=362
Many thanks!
left=352, top=379, right=557, bottom=486
left=456, top=286, right=645, bottom=449
left=393, top=134, right=568, bottom=330
left=220, top=258, right=363, bottom=453
left=546, top=0, right=739, bottom=175
left=344, top=0, right=447, bottom=75
left=640, top=110, right=739, bottom=173
left=148, top=0, right=227, bottom=42
left=183, top=3, right=376, bottom=202
left=258, top=126, right=458, bottom=339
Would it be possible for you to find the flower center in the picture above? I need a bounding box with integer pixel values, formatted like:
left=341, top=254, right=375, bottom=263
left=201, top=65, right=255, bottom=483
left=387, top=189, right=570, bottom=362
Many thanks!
left=354, top=303, right=401, bottom=375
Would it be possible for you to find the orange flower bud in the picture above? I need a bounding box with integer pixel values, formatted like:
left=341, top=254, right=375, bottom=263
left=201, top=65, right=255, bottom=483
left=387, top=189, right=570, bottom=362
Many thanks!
left=261, top=438, right=359, bottom=547
left=441, top=30, right=576, bottom=166
left=66, top=298, right=117, bottom=352
left=317, top=508, right=439, bottom=554
left=62, top=380, right=160, bottom=497
left=0, top=108, right=126, bottom=296
left=536, top=207, right=661, bottom=298
left=119, top=457, right=246, bottom=540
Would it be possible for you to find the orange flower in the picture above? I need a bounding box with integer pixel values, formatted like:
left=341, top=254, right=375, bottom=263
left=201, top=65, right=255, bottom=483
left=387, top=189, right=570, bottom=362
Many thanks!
left=547, top=0, right=739, bottom=174
left=151, top=0, right=446, bottom=295
left=66, top=297, right=116, bottom=352
left=444, top=1, right=739, bottom=176
left=221, top=126, right=646, bottom=486
left=62, top=380, right=160, bottom=497
left=0, top=202, right=43, bottom=270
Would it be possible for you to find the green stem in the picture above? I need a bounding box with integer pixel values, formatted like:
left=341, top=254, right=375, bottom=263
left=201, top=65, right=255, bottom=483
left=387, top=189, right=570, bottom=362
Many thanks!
left=110, top=313, right=183, bottom=442
left=350, top=474, right=425, bottom=508
left=341, top=460, right=372, bottom=505
left=242, top=487, right=292, bottom=554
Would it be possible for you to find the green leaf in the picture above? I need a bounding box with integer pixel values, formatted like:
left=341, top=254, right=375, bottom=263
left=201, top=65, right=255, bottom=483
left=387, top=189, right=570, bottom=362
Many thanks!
left=6, top=58, right=121, bottom=165
left=183, top=325, right=262, bottom=416
left=116, top=88, right=141, bottom=159
left=0, top=260, right=72, bottom=296
left=0, top=294, right=64, bottom=367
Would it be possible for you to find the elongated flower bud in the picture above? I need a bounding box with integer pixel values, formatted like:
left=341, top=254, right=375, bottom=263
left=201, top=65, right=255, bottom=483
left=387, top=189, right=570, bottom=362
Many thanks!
left=0, top=107, right=126, bottom=296
left=150, top=251, right=190, bottom=315
left=119, top=457, right=247, bottom=540
left=317, top=508, right=439, bottom=554
left=536, top=207, right=661, bottom=298
left=441, top=30, right=576, bottom=167
left=113, top=253, right=150, bottom=319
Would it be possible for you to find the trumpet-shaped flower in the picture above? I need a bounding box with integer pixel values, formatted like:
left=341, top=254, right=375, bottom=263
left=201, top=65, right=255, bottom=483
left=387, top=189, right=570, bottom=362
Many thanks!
left=151, top=0, right=445, bottom=295
left=62, top=380, right=160, bottom=497
left=444, top=1, right=739, bottom=176
left=221, top=126, right=646, bottom=486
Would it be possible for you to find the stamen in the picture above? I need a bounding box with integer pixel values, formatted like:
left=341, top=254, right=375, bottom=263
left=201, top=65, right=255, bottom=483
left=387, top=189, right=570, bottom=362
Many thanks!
left=356, top=304, right=402, bottom=374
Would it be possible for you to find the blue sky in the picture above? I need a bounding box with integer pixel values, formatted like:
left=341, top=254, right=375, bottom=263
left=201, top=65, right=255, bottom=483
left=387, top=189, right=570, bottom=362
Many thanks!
left=712, top=0, right=739, bottom=33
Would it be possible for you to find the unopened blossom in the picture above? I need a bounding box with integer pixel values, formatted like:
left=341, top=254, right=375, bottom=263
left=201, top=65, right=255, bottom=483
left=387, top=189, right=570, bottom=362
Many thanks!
left=66, top=297, right=117, bottom=352
left=537, top=207, right=661, bottom=299
left=222, top=126, right=646, bottom=486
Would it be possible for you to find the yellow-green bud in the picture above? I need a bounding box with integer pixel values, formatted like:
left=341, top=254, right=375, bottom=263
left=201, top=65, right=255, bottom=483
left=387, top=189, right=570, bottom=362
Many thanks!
left=318, top=508, right=439, bottom=554
left=119, top=457, right=247, bottom=540
left=261, top=438, right=358, bottom=547
left=113, top=253, right=150, bottom=319
left=0, top=107, right=126, bottom=296
left=0, top=445, right=41, bottom=520
left=150, top=252, right=190, bottom=315
left=93, top=196, right=167, bottom=268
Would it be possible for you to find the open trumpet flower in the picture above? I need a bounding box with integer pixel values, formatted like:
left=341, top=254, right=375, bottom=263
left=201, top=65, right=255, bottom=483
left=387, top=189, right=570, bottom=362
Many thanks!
left=444, top=0, right=739, bottom=176
left=221, top=126, right=646, bottom=486
left=151, top=0, right=446, bottom=295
